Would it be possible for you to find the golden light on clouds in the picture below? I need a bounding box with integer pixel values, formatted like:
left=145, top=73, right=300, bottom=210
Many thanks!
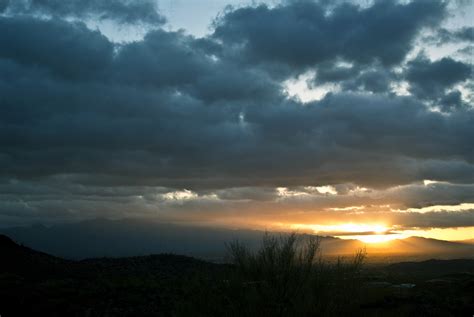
left=402, top=203, right=474, bottom=213
left=290, top=223, right=389, bottom=234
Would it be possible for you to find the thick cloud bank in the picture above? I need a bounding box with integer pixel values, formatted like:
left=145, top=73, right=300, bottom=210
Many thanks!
left=0, top=0, right=473, bottom=230
left=1, top=0, right=165, bottom=25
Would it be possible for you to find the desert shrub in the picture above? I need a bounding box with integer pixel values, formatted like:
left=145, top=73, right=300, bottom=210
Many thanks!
left=177, top=233, right=366, bottom=316
left=223, top=233, right=366, bottom=316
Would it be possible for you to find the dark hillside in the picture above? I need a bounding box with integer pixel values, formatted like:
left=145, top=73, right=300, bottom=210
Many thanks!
left=1, top=234, right=473, bottom=316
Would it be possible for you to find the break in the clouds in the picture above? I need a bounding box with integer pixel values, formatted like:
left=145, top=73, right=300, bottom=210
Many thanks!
left=0, top=0, right=473, bottom=234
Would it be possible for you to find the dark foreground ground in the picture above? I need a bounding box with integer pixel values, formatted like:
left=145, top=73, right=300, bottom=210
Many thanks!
left=0, top=234, right=473, bottom=317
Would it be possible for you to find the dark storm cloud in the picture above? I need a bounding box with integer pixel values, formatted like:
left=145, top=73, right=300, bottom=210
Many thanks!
left=0, top=0, right=8, bottom=12
left=4, top=72, right=473, bottom=189
left=0, top=13, right=473, bottom=188
left=394, top=210, right=474, bottom=229
left=113, top=30, right=213, bottom=88
left=0, top=17, right=113, bottom=80
left=455, top=27, right=474, bottom=42
left=0, top=0, right=473, bottom=227
left=404, top=54, right=472, bottom=111
left=385, top=182, right=474, bottom=209
left=439, top=90, right=465, bottom=111
left=213, top=0, right=445, bottom=68
left=1, top=0, right=165, bottom=25
left=405, top=55, right=471, bottom=100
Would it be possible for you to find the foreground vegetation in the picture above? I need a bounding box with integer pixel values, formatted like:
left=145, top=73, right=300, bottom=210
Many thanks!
left=0, top=234, right=473, bottom=316
left=181, top=233, right=366, bottom=316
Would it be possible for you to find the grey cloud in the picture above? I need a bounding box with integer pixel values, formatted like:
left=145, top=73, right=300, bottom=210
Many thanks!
left=314, top=62, right=360, bottom=83
left=0, top=0, right=8, bottom=12
left=457, top=45, right=474, bottom=57
left=394, top=210, right=474, bottom=229
left=385, top=182, right=474, bottom=209
left=428, top=27, right=474, bottom=45
left=0, top=1, right=473, bottom=226
left=2, top=0, right=165, bottom=25
left=2, top=178, right=473, bottom=228
left=2, top=46, right=474, bottom=188
left=405, top=55, right=472, bottom=104
left=341, top=67, right=394, bottom=93
left=113, top=29, right=212, bottom=88
left=0, top=17, right=113, bottom=80
left=213, top=0, right=445, bottom=68
left=214, top=187, right=279, bottom=202
left=455, top=27, right=474, bottom=42
left=313, top=62, right=395, bottom=94
left=439, top=90, right=465, bottom=111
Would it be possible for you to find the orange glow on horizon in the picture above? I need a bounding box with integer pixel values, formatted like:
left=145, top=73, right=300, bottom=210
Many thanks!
left=290, top=223, right=389, bottom=234
left=286, top=223, right=474, bottom=244
left=289, top=223, right=405, bottom=243
left=339, top=233, right=407, bottom=243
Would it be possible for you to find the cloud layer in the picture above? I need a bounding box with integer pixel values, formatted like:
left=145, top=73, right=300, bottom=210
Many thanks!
left=0, top=0, right=473, bottom=231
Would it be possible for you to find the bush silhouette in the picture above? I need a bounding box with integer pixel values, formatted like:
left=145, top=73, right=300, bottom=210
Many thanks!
left=222, top=233, right=366, bottom=316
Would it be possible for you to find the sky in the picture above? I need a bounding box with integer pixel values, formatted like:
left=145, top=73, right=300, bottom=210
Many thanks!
left=0, top=0, right=473, bottom=242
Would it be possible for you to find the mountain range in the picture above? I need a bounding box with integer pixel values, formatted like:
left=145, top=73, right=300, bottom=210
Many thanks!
left=1, top=218, right=473, bottom=261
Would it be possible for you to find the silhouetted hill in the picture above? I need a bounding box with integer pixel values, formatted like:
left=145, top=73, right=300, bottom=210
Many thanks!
left=360, top=236, right=474, bottom=256
left=0, top=234, right=223, bottom=316
left=0, top=233, right=218, bottom=277
left=1, top=234, right=473, bottom=316
left=0, top=234, right=69, bottom=278
left=387, top=258, right=474, bottom=275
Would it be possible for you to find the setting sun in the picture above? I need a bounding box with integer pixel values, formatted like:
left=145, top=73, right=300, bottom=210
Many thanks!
left=335, top=223, right=389, bottom=234
left=290, top=223, right=390, bottom=234
left=288, top=223, right=408, bottom=243
left=340, top=233, right=406, bottom=244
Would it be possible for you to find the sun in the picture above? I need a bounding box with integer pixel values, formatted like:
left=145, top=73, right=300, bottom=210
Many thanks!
left=289, top=223, right=406, bottom=244
left=348, top=233, right=404, bottom=244
left=335, top=223, right=388, bottom=234
left=333, top=224, right=405, bottom=243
